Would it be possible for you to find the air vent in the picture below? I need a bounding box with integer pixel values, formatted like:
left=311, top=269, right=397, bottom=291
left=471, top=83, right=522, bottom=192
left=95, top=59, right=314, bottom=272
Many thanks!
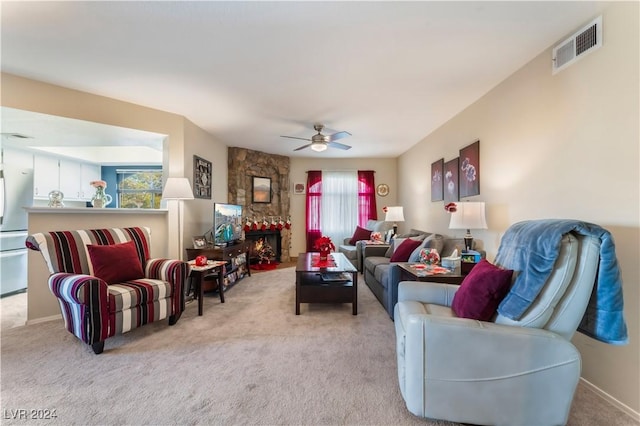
left=552, top=16, right=602, bottom=74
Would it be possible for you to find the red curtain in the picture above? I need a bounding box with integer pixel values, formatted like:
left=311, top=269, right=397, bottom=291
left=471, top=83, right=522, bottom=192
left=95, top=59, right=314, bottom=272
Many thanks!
left=358, top=171, right=377, bottom=225
left=305, top=171, right=322, bottom=252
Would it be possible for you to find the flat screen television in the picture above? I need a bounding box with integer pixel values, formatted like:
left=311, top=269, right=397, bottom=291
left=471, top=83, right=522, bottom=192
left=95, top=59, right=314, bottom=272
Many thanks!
left=213, top=203, right=243, bottom=246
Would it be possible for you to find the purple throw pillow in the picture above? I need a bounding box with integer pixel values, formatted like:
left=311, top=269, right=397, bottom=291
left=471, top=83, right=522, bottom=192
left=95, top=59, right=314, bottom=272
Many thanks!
left=390, top=238, right=422, bottom=262
left=348, top=226, right=372, bottom=245
left=87, top=240, right=145, bottom=284
left=452, top=259, right=513, bottom=321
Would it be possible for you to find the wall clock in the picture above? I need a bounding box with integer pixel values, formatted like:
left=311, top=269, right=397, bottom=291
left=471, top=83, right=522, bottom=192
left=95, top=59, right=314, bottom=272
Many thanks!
left=376, top=183, right=389, bottom=197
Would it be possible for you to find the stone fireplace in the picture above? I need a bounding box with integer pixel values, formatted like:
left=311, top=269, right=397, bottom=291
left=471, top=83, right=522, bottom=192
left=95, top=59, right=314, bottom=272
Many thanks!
left=228, top=147, right=291, bottom=262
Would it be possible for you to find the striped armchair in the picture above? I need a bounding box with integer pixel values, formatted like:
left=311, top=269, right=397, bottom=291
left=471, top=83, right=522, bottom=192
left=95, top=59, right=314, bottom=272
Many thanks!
left=26, top=227, right=188, bottom=354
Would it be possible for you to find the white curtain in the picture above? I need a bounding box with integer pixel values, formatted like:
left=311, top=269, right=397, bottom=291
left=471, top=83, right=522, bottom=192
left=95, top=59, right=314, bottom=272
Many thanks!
left=321, top=171, right=358, bottom=245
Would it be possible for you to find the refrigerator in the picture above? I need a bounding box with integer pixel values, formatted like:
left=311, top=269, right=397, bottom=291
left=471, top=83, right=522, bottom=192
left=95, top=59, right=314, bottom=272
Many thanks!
left=0, top=147, right=34, bottom=296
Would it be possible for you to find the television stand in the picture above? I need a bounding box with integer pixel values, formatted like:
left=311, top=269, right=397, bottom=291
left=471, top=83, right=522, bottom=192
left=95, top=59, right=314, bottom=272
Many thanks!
left=186, top=240, right=251, bottom=293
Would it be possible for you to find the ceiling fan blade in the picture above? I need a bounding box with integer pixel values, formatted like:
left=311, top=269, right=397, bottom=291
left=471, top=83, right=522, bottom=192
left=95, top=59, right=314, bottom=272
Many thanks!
left=328, top=131, right=351, bottom=142
left=327, top=141, right=352, bottom=150
left=294, top=143, right=312, bottom=151
left=281, top=135, right=311, bottom=142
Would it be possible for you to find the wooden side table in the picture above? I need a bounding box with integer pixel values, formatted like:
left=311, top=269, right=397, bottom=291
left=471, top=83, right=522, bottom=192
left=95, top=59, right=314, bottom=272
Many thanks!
left=187, top=260, right=227, bottom=316
left=397, top=263, right=466, bottom=285
left=186, top=240, right=252, bottom=291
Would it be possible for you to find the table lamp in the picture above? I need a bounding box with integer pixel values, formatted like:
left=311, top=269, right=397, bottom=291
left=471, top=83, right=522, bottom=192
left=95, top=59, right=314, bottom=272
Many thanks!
left=448, top=201, right=487, bottom=252
left=162, top=177, right=194, bottom=260
left=385, top=206, right=405, bottom=237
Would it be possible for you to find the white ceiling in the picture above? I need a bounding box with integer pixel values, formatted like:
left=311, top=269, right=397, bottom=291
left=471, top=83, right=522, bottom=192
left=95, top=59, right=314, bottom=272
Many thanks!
left=0, top=1, right=609, bottom=159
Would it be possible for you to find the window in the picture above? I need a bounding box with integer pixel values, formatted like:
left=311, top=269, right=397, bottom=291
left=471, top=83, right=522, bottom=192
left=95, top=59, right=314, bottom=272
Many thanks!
left=321, top=171, right=358, bottom=246
left=305, top=170, right=377, bottom=251
left=116, top=169, right=163, bottom=209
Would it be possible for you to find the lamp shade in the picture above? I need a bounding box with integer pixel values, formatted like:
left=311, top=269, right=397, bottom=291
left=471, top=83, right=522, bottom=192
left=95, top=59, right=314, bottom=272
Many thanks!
left=385, top=206, right=405, bottom=223
left=449, top=202, right=487, bottom=230
left=162, top=177, right=194, bottom=200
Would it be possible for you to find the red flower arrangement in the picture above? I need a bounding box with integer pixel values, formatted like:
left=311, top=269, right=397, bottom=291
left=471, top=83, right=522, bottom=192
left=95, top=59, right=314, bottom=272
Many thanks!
left=444, top=202, right=457, bottom=213
left=314, top=236, right=335, bottom=252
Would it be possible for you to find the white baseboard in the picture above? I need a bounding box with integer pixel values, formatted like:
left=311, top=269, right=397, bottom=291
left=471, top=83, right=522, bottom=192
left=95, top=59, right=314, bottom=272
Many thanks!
left=580, top=377, right=640, bottom=421
left=26, top=313, right=62, bottom=325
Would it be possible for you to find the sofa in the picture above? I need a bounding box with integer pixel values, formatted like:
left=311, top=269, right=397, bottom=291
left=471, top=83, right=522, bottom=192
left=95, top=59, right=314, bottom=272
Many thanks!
left=26, top=226, right=188, bottom=354
left=338, top=219, right=393, bottom=271
left=363, top=229, right=482, bottom=319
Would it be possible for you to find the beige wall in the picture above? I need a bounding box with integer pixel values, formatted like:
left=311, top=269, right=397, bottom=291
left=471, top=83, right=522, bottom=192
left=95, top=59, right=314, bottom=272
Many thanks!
left=183, top=118, right=229, bottom=251
left=398, top=3, right=639, bottom=414
left=289, top=157, right=397, bottom=255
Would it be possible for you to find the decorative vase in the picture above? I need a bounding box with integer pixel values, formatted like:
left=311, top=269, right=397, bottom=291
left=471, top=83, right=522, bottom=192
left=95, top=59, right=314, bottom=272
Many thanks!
left=319, top=249, right=331, bottom=261
left=91, top=187, right=112, bottom=208
left=48, top=190, right=65, bottom=208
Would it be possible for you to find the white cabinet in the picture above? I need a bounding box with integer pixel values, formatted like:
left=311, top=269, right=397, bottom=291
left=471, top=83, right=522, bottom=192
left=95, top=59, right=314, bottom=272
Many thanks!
left=33, top=155, right=60, bottom=199
left=34, top=155, right=102, bottom=201
left=59, top=159, right=82, bottom=200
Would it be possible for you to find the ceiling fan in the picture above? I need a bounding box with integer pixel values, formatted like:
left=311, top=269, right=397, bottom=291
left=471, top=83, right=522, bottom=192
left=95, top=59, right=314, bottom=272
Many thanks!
left=281, top=124, right=351, bottom=152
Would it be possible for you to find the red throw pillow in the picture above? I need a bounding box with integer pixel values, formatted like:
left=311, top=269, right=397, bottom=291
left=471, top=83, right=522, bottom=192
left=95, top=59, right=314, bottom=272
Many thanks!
left=390, top=238, right=422, bottom=262
left=87, top=240, right=144, bottom=284
left=348, top=226, right=372, bottom=245
left=452, top=259, right=513, bottom=321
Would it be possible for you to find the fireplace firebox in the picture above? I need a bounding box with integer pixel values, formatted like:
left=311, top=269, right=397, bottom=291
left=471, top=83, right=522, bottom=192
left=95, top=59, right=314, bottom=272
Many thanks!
left=245, top=230, right=281, bottom=263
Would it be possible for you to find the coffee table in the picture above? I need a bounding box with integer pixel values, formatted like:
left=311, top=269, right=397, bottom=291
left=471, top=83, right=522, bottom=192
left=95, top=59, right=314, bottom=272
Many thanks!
left=295, top=252, right=358, bottom=315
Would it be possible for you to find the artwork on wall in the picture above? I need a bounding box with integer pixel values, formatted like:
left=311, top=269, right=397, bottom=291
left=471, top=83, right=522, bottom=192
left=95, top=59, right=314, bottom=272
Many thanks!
left=443, top=157, right=459, bottom=204
left=193, top=155, right=212, bottom=199
left=293, top=182, right=306, bottom=195
left=252, top=176, right=272, bottom=203
left=459, top=140, right=480, bottom=198
left=431, top=158, right=444, bottom=202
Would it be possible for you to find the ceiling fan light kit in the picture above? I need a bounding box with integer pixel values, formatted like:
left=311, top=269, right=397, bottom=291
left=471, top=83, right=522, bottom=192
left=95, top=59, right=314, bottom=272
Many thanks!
left=281, top=123, right=352, bottom=152
left=310, top=142, right=328, bottom=152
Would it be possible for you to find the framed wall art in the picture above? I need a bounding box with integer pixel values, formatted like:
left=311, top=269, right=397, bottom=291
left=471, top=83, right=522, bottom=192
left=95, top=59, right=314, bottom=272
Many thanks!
left=431, top=158, right=444, bottom=202
left=443, top=157, right=459, bottom=204
left=193, top=155, right=212, bottom=199
left=192, top=236, right=207, bottom=249
left=293, top=182, right=306, bottom=195
left=459, top=140, right=480, bottom=198
left=252, top=176, right=272, bottom=203
left=376, top=183, right=390, bottom=197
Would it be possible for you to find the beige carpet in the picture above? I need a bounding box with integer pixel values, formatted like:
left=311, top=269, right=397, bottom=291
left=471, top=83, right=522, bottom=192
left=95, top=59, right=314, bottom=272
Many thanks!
left=0, top=267, right=636, bottom=426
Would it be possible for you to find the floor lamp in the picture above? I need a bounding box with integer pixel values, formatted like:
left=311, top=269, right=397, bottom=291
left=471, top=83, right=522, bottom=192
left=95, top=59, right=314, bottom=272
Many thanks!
left=162, top=177, right=194, bottom=260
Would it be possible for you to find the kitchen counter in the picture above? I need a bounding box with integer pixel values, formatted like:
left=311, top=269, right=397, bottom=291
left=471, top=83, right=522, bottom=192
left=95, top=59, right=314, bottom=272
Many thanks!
left=25, top=207, right=167, bottom=214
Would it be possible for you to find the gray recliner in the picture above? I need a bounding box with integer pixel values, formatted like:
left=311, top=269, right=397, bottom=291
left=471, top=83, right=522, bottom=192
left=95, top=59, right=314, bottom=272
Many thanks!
left=394, top=227, right=604, bottom=425
left=338, top=219, right=392, bottom=271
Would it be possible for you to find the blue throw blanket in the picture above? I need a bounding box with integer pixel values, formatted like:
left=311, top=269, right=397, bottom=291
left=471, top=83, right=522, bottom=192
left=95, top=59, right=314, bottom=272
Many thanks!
left=495, top=219, right=628, bottom=345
